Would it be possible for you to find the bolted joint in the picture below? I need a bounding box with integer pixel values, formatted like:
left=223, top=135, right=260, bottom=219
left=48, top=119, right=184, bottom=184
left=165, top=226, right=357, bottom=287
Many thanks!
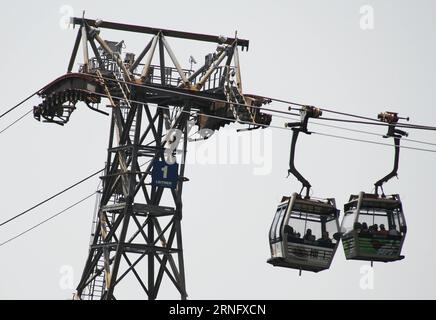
left=124, top=195, right=134, bottom=205
left=87, top=26, right=100, bottom=39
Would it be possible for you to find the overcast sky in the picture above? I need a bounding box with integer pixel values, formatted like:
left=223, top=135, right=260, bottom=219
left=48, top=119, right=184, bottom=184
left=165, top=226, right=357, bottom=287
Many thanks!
left=0, top=0, right=435, bottom=299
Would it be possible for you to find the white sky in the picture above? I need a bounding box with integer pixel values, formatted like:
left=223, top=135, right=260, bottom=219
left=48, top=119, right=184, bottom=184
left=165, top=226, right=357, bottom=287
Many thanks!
left=0, top=0, right=435, bottom=299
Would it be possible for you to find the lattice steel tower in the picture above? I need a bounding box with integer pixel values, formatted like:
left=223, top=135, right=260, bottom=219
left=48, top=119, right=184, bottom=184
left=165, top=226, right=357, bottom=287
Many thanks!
left=33, top=17, right=272, bottom=299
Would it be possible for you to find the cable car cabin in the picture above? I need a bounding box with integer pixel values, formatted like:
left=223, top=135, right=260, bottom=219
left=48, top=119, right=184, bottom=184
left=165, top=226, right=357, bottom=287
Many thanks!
left=341, top=192, right=407, bottom=263
left=267, top=193, right=340, bottom=273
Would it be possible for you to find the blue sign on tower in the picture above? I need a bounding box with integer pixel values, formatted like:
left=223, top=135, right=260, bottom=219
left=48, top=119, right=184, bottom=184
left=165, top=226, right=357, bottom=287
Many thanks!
left=151, top=160, right=179, bottom=189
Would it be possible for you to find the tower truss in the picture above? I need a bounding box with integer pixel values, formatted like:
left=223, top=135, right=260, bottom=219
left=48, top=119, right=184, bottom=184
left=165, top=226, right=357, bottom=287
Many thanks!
left=33, top=17, right=272, bottom=299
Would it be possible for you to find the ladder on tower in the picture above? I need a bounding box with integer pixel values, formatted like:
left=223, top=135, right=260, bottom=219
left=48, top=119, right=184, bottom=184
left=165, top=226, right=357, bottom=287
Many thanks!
left=85, top=252, right=107, bottom=300
left=81, top=190, right=109, bottom=300
left=113, top=73, right=137, bottom=144
left=82, top=72, right=138, bottom=300
left=95, top=70, right=137, bottom=159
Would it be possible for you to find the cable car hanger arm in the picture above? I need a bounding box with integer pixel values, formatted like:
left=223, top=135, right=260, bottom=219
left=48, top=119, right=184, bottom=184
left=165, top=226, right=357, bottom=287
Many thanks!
left=285, top=106, right=322, bottom=198
left=288, top=129, right=311, bottom=198
left=374, top=136, right=400, bottom=194
left=374, top=112, right=409, bottom=195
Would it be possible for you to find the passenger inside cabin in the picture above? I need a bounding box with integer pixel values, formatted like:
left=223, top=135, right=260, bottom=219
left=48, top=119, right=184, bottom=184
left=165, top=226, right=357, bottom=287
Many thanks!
left=369, top=224, right=378, bottom=234
left=389, top=225, right=401, bottom=236
left=317, top=231, right=332, bottom=245
left=378, top=224, right=389, bottom=236
left=360, top=222, right=369, bottom=235
left=353, top=222, right=362, bottom=232
left=284, top=225, right=301, bottom=239
left=284, top=225, right=293, bottom=234
left=304, top=229, right=316, bottom=242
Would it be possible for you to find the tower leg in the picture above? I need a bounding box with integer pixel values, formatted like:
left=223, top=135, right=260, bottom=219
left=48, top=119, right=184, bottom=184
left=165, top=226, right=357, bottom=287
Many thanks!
left=76, top=103, right=190, bottom=300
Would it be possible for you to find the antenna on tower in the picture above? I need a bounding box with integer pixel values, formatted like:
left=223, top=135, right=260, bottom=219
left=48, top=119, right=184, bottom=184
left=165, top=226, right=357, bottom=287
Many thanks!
left=189, top=55, right=197, bottom=71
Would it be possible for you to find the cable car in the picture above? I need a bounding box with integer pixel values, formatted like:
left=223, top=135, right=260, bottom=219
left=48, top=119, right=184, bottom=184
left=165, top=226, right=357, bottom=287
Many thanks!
left=267, top=106, right=341, bottom=273
left=341, top=111, right=408, bottom=263
left=341, top=192, right=406, bottom=262
left=268, top=193, right=340, bottom=272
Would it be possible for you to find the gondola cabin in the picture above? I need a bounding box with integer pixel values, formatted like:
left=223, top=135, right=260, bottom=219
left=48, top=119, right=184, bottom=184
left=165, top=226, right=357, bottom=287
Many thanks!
left=341, top=192, right=406, bottom=262
left=267, top=193, right=341, bottom=273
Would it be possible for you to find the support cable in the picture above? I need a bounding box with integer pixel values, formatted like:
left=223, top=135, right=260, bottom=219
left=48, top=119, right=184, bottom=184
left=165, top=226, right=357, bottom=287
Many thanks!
left=85, top=73, right=436, bottom=131
left=270, top=113, right=436, bottom=147
left=311, top=132, right=436, bottom=153
left=0, top=169, right=103, bottom=228
left=0, top=192, right=97, bottom=248
left=87, top=90, right=436, bottom=153
left=0, top=159, right=152, bottom=246
left=0, top=90, right=40, bottom=119
left=0, top=109, right=32, bottom=135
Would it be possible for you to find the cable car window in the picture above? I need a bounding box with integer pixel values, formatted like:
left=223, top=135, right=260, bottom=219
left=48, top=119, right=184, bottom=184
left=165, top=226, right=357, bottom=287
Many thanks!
left=341, top=210, right=356, bottom=234
left=396, top=209, right=406, bottom=232
left=271, top=206, right=284, bottom=239
left=389, top=208, right=405, bottom=235
left=285, top=212, right=305, bottom=242
left=325, top=218, right=339, bottom=246
left=356, top=208, right=401, bottom=237
left=270, top=205, right=285, bottom=240
left=286, top=211, right=337, bottom=247
left=274, top=206, right=287, bottom=239
left=301, top=216, right=321, bottom=244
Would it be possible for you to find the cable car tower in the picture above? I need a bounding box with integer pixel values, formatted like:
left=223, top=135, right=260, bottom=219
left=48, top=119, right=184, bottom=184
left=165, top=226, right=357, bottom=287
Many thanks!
left=32, top=17, right=272, bottom=300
